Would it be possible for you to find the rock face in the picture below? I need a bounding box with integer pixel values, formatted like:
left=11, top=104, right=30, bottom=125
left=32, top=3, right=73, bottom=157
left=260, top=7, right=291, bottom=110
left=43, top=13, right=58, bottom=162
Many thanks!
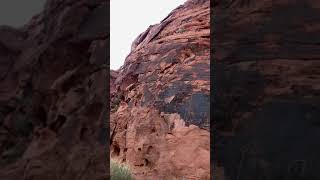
left=213, top=0, right=320, bottom=179
left=0, top=0, right=108, bottom=179
left=110, top=0, right=210, bottom=179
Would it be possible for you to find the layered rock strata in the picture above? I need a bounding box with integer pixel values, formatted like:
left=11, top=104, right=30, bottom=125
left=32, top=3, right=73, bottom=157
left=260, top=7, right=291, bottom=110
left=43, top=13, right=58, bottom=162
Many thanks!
left=213, top=0, right=320, bottom=179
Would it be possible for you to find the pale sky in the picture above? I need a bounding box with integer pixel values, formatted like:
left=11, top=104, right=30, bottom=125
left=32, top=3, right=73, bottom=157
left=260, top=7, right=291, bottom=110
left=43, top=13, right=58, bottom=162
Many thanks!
left=0, top=0, right=46, bottom=27
left=110, top=0, right=187, bottom=70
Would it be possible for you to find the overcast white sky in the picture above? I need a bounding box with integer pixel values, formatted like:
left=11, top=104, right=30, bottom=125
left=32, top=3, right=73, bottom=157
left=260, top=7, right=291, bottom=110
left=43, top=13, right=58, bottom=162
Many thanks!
left=0, top=0, right=45, bottom=27
left=110, top=0, right=187, bottom=70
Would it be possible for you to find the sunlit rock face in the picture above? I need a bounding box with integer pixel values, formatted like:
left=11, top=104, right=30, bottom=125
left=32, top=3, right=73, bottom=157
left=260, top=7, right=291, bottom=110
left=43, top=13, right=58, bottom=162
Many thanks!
left=110, top=0, right=210, bottom=179
left=213, top=0, right=320, bottom=179
left=0, top=0, right=108, bottom=179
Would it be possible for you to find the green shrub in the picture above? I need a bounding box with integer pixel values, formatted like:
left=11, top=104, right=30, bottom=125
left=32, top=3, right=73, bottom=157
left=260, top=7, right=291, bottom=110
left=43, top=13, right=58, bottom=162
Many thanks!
left=111, top=94, right=122, bottom=113
left=110, top=160, right=133, bottom=180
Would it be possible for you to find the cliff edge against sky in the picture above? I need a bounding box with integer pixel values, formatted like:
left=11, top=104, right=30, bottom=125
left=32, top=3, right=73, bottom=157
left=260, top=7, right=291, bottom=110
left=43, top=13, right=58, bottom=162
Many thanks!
left=110, top=0, right=210, bottom=179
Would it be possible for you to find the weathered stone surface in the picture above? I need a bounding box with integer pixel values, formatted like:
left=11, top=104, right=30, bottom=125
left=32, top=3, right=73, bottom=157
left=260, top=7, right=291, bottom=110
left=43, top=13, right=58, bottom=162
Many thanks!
left=213, top=0, right=320, bottom=179
left=0, top=0, right=108, bottom=179
left=114, top=0, right=210, bottom=129
left=111, top=106, right=210, bottom=179
left=110, top=0, right=210, bottom=179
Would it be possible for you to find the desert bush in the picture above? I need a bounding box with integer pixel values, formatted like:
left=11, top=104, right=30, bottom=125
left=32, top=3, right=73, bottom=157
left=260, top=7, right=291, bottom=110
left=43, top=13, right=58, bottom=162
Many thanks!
left=110, top=159, right=133, bottom=180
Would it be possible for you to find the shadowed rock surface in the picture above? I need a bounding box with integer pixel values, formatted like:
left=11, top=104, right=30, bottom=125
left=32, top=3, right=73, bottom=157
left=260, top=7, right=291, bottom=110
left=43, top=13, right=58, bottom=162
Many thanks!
left=213, top=0, right=320, bottom=179
left=110, top=0, right=210, bottom=179
left=0, top=0, right=108, bottom=179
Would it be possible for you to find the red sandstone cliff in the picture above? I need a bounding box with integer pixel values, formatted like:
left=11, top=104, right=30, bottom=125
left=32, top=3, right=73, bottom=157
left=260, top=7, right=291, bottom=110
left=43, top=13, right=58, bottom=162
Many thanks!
left=0, top=0, right=211, bottom=179
left=110, top=0, right=210, bottom=179
left=0, top=0, right=108, bottom=179
left=213, top=0, right=320, bottom=179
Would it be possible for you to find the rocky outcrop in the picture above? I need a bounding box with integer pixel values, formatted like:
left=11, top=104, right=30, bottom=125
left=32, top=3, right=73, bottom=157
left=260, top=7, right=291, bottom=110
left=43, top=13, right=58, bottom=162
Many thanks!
left=110, top=0, right=210, bottom=179
left=213, top=0, right=320, bottom=179
left=0, top=0, right=108, bottom=179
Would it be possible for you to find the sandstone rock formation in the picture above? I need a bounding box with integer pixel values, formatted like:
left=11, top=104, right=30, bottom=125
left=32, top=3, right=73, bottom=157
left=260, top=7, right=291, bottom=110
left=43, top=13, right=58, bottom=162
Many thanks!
left=110, top=0, right=210, bottom=179
left=0, top=0, right=108, bottom=179
left=213, top=0, right=320, bottom=179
